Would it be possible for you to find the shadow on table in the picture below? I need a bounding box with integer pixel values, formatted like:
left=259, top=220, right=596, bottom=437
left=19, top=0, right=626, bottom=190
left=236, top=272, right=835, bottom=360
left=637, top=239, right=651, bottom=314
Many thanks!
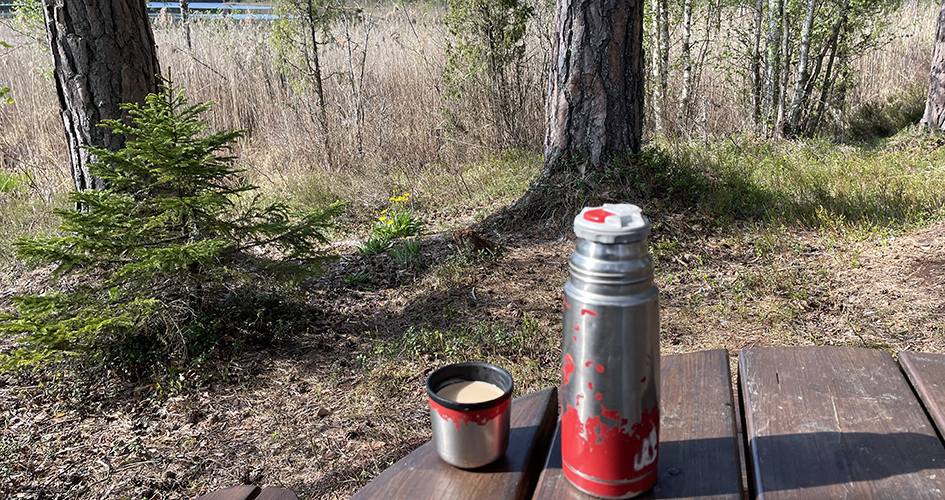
left=749, top=431, right=945, bottom=492
left=543, top=425, right=743, bottom=499
left=472, top=423, right=545, bottom=474
left=350, top=423, right=549, bottom=500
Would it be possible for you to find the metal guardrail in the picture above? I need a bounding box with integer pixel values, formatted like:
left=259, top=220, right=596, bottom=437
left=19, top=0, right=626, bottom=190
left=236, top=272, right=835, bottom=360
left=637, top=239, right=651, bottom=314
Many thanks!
left=0, top=3, right=275, bottom=20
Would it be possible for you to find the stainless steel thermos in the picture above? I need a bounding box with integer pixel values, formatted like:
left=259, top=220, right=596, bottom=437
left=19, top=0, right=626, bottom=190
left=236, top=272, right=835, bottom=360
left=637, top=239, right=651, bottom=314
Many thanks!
left=561, top=204, right=660, bottom=499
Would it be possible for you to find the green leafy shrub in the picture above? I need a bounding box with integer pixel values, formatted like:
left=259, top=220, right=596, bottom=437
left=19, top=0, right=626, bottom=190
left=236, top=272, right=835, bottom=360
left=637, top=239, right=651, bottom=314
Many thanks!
left=0, top=83, right=343, bottom=370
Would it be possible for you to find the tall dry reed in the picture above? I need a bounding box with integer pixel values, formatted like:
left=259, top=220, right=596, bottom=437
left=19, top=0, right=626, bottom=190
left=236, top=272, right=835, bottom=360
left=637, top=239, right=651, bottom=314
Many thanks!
left=0, top=1, right=939, bottom=207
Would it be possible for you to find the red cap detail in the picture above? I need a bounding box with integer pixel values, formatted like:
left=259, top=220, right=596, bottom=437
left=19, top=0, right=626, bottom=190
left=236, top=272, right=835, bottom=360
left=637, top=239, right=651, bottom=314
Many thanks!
left=583, top=208, right=614, bottom=223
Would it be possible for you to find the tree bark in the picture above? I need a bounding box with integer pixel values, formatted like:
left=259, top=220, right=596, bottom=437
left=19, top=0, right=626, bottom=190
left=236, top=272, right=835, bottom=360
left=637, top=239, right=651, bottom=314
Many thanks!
left=679, top=0, right=693, bottom=133
left=775, top=3, right=789, bottom=133
left=751, top=0, right=764, bottom=129
left=922, top=0, right=945, bottom=131
left=787, top=0, right=818, bottom=135
left=181, top=0, right=191, bottom=50
left=650, top=0, right=664, bottom=134
left=762, top=0, right=782, bottom=134
left=808, top=3, right=847, bottom=135
left=42, top=0, right=160, bottom=193
left=304, top=0, right=334, bottom=171
left=544, top=0, right=644, bottom=177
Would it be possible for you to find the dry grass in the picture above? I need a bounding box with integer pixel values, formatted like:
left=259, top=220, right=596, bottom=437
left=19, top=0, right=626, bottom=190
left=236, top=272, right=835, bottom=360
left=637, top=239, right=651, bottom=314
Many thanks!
left=2, top=2, right=935, bottom=209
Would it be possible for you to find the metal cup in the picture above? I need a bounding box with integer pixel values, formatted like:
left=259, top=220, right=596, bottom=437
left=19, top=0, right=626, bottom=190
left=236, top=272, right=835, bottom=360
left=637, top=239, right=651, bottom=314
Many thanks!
left=426, top=362, right=513, bottom=468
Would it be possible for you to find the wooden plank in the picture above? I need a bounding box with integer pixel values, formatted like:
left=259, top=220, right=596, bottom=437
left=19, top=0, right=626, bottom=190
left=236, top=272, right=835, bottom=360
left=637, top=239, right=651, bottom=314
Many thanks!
left=195, top=485, right=261, bottom=500
left=255, top=488, right=299, bottom=500
left=900, top=351, right=945, bottom=440
left=532, top=349, right=743, bottom=500
left=351, top=387, right=558, bottom=500
left=740, top=346, right=945, bottom=500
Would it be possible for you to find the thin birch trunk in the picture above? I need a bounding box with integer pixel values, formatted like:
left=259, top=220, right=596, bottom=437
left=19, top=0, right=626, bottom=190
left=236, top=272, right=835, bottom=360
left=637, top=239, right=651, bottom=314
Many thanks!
left=679, top=0, right=693, bottom=132
left=775, top=3, right=789, bottom=133
left=809, top=1, right=848, bottom=134
left=181, top=0, right=191, bottom=50
left=787, top=0, right=817, bottom=135
left=751, top=0, right=765, bottom=128
left=305, top=0, right=334, bottom=170
left=651, top=0, right=669, bottom=134
left=341, top=11, right=369, bottom=156
left=658, top=0, right=669, bottom=95
left=763, top=0, right=781, bottom=134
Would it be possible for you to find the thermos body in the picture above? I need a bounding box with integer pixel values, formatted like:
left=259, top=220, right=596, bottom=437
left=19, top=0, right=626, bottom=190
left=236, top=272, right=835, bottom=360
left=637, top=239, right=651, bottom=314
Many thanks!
left=561, top=205, right=661, bottom=499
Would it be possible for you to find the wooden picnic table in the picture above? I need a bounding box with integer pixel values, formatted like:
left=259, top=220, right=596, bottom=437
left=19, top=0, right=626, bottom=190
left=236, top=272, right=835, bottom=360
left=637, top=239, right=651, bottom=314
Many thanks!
left=353, top=346, right=945, bottom=500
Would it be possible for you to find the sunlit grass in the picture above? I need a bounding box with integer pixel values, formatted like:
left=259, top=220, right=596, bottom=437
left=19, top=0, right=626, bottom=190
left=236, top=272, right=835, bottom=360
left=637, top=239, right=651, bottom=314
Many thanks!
left=640, top=131, right=945, bottom=239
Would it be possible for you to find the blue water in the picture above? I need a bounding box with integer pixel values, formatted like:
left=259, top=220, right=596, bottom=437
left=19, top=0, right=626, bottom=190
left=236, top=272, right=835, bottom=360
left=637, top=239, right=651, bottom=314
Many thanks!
left=148, top=2, right=273, bottom=11
left=147, top=2, right=277, bottom=20
left=2, top=2, right=278, bottom=20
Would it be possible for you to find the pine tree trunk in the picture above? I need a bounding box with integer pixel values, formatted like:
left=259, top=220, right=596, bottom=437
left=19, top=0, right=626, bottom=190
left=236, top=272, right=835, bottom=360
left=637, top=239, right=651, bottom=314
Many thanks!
left=43, top=0, right=160, bottom=194
left=922, top=0, right=945, bottom=131
left=544, top=0, right=644, bottom=177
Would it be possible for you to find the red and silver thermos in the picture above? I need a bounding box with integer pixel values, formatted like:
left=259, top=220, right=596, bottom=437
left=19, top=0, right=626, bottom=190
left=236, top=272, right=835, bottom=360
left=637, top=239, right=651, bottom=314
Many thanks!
left=561, top=204, right=660, bottom=498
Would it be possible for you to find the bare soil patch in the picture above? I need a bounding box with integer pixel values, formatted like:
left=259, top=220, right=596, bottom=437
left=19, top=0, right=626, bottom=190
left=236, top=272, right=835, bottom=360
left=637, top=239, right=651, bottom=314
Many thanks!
left=2, top=218, right=945, bottom=499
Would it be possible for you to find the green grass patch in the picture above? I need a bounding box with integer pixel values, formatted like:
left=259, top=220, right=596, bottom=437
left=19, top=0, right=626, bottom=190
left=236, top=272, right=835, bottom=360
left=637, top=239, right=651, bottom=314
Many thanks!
left=360, top=315, right=558, bottom=394
left=408, top=149, right=540, bottom=218
left=636, top=134, right=945, bottom=238
left=0, top=193, right=68, bottom=271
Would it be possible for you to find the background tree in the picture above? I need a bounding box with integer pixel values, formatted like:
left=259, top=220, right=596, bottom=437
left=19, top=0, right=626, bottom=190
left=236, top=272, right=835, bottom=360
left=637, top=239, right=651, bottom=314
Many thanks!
left=922, top=0, right=945, bottom=131
left=649, top=0, right=669, bottom=133
left=42, top=0, right=160, bottom=193
left=786, top=0, right=819, bottom=135
left=181, top=0, right=192, bottom=50
left=543, top=0, right=645, bottom=178
left=442, top=0, right=534, bottom=149
left=737, top=0, right=902, bottom=137
left=272, top=0, right=346, bottom=170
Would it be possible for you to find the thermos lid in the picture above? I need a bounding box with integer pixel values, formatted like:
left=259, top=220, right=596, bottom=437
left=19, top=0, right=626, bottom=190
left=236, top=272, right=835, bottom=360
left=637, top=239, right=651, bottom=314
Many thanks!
left=574, top=204, right=650, bottom=243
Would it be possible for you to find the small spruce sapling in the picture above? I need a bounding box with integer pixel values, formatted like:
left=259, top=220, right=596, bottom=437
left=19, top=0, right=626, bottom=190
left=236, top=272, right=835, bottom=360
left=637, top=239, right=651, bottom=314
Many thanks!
left=0, top=82, right=343, bottom=369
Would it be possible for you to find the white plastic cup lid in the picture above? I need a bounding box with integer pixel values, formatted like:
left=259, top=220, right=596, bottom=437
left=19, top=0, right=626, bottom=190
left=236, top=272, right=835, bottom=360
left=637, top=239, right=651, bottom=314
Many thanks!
left=573, top=204, right=650, bottom=243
